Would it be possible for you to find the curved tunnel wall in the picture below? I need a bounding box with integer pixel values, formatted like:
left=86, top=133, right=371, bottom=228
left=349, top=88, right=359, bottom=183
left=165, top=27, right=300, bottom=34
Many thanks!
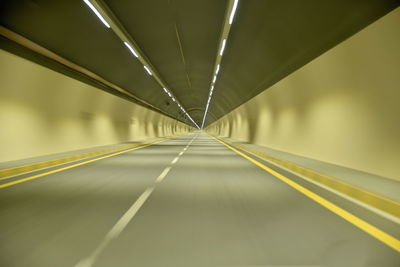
left=207, top=8, right=400, bottom=181
left=0, top=50, right=191, bottom=163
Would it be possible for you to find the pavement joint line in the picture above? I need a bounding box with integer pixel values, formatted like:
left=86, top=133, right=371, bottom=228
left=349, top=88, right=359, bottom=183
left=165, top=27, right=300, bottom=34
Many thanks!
left=209, top=134, right=400, bottom=252
left=0, top=137, right=174, bottom=189
left=226, top=139, right=400, bottom=217
left=0, top=143, right=144, bottom=181
left=0, top=133, right=192, bottom=180
left=233, top=145, right=400, bottom=225
left=0, top=137, right=171, bottom=181
left=0, top=139, right=165, bottom=182
left=75, top=186, right=155, bottom=267
left=0, top=154, right=109, bottom=182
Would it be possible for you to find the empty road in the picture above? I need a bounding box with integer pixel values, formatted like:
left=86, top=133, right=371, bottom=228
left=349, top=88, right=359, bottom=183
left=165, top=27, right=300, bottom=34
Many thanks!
left=0, top=133, right=399, bottom=267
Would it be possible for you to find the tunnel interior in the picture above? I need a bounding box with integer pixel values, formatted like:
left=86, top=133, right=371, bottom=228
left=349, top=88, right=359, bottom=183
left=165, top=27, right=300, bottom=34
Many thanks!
left=0, top=0, right=399, bottom=266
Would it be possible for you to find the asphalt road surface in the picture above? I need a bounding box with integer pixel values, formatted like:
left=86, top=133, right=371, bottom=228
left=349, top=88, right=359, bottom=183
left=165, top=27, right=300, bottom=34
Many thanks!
left=0, top=133, right=399, bottom=267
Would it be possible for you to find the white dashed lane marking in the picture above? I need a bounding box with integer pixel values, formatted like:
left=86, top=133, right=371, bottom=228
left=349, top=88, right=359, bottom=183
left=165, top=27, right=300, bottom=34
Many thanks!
left=75, top=134, right=198, bottom=267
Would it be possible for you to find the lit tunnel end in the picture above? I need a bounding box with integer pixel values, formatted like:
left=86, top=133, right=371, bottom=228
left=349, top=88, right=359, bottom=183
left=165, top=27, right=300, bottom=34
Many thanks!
left=0, top=0, right=400, bottom=266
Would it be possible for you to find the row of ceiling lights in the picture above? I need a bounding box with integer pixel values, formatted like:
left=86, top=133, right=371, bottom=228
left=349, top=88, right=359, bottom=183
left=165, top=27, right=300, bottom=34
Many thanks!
left=83, top=0, right=200, bottom=129
left=201, top=0, right=239, bottom=129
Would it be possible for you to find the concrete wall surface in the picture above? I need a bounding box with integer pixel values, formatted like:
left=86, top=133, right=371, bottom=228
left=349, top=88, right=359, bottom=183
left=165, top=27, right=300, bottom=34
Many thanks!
left=207, top=8, right=400, bottom=181
left=0, top=50, right=190, bottom=162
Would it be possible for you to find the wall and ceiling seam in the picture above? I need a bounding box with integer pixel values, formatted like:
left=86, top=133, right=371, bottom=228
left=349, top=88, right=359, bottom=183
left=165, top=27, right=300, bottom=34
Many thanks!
left=206, top=8, right=400, bottom=181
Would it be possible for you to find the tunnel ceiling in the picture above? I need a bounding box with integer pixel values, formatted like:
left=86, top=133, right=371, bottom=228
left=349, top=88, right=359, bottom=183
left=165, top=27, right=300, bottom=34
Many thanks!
left=1, top=0, right=398, bottom=127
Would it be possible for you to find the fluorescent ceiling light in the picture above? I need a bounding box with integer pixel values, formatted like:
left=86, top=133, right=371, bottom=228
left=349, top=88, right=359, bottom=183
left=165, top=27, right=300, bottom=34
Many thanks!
left=186, top=114, right=200, bottom=129
left=220, top=39, right=226, bottom=56
left=201, top=1, right=239, bottom=129
left=229, top=0, right=239, bottom=24
left=201, top=116, right=206, bottom=129
left=84, top=0, right=197, bottom=129
left=144, top=66, right=152, bottom=75
left=124, top=42, right=138, bottom=58
left=83, top=0, right=110, bottom=28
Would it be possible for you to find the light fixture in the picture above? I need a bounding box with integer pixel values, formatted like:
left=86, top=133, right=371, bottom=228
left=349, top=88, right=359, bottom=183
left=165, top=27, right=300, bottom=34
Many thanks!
left=220, top=39, right=226, bottom=56
left=186, top=115, right=200, bottom=128
left=229, top=0, right=239, bottom=25
left=201, top=0, right=238, bottom=129
left=83, top=0, right=110, bottom=28
left=82, top=0, right=199, bottom=129
left=143, top=66, right=152, bottom=75
left=124, top=42, right=138, bottom=58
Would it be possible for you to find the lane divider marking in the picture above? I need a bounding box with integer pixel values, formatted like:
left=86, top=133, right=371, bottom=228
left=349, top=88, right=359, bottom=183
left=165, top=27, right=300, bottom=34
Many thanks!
left=210, top=135, right=400, bottom=252
left=75, top=186, right=155, bottom=267
left=0, top=138, right=171, bottom=190
left=171, top=157, right=179, bottom=165
left=156, top=167, right=171, bottom=183
left=75, top=133, right=198, bottom=267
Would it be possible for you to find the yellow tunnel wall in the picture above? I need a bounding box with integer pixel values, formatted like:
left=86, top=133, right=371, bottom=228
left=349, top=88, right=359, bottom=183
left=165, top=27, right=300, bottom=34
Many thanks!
left=207, top=8, right=400, bottom=181
left=0, top=50, right=191, bottom=162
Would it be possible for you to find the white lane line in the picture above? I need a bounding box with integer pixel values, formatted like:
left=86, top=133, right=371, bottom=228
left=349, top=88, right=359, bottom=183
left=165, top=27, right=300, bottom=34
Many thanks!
left=75, top=186, right=155, bottom=267
left=156, top=167, right=171, bottom=183
left=171, top=157, right=179, bottom=164
left=76, top=134, right=198, bottom=267
left=243, top=148, right=400, bottom=225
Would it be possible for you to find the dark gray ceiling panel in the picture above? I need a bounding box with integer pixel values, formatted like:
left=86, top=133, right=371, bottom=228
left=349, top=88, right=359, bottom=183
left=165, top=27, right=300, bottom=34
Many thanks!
left=1, top=0, right=398, bottom=127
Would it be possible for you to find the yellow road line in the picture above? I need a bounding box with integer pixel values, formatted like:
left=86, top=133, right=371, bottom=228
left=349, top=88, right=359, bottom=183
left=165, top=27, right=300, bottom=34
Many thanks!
left=210, top=135, right=400, bottom=252
left=0, top=138, right=169, bottom=190
left=231, top=142, right=400, bottom=217
left=0, top=142, right=147, bottom=180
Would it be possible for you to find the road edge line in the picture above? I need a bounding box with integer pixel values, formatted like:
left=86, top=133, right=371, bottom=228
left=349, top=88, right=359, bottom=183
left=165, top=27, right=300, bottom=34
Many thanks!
left=210, top=134, right=400, bottom=252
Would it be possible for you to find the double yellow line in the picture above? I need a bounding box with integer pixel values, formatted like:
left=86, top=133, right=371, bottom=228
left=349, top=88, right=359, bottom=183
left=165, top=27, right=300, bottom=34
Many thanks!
left=0, top=138, right=170, bottom=189
left=210, top=135, right=400, bottom=252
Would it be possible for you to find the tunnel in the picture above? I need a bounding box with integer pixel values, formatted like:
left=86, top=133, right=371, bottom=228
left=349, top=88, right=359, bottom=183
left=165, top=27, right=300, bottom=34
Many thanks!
left=0, top=0, right=400, bottom=266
